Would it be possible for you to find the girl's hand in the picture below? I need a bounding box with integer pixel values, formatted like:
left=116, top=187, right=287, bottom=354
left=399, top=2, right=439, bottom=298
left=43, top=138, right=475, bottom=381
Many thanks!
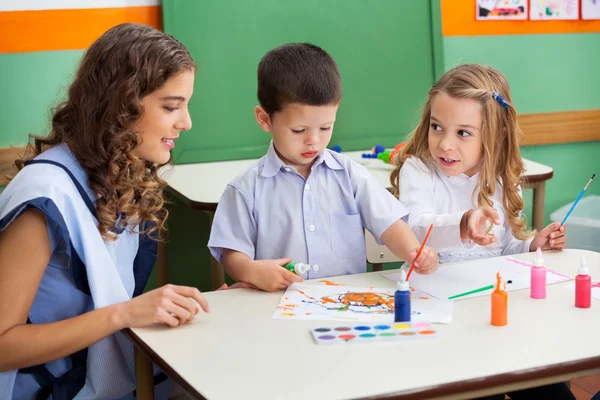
left=462, top=206, right=501, bottom=246
left=530, top=222, right=567, bottom=251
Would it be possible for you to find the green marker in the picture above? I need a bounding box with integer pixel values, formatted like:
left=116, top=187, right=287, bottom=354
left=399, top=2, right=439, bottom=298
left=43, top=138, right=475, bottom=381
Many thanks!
left=283, top=261, right=312, bottom=275
left=448, top=280, right=513, bottom=300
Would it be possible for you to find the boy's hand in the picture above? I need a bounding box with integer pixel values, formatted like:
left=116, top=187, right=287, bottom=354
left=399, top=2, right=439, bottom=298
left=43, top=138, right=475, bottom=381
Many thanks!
left=462, top=206, right=501, bottom=246
left=408, top=245, right=438, bottom=274
left=251, top=258, right=303, bottom=292
left=217, top=282, right=258, bottom=290
left=530, top=222, right=567, bottom=251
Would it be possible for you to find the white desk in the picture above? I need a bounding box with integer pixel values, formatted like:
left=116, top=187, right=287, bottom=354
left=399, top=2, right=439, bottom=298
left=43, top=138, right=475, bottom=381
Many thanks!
left=128, top=249, right=600, bottom=400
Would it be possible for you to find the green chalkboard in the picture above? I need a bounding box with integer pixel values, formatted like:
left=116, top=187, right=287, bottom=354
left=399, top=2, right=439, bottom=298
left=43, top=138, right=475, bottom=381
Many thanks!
left=163, top=0, right=440, bottom=164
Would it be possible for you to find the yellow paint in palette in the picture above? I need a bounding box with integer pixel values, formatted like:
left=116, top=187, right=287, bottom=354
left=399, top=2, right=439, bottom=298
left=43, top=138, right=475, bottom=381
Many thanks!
left=311, top=322, right=439, bottom=345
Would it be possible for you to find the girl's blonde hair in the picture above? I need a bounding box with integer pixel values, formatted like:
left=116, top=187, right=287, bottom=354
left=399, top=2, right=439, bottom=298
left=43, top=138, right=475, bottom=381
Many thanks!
left=391, top=64, right=533, bottom=240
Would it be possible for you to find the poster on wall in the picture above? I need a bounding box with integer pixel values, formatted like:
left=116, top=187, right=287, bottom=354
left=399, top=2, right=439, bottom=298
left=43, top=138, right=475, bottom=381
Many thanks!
left=476, top=0, right=528, bottom=20
left=530, top=0, right=580, bottom=20
left=582, top=0, right=600, bottom=20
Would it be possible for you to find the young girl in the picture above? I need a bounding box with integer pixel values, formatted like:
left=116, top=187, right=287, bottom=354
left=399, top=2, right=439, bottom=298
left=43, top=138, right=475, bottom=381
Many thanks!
left=392, top=64, right=567, bottom=262
left=391, top=64, right=573, bottom=399
left=0, top=23, right=205, bottom=399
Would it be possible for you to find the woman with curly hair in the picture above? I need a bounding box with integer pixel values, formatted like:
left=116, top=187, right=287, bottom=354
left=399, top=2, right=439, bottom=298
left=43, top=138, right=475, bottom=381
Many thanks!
left=0, top=23, right=205, bottom=399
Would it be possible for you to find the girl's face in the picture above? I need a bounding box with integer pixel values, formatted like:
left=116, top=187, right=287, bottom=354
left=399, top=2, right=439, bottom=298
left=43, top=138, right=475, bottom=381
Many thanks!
left=131, top=70, right=195, bottom=164
left=427, top=93, right=484, bottom=177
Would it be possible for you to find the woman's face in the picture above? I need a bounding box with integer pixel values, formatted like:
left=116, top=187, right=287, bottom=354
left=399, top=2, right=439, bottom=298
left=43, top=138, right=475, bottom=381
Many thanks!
left=131, top=70, right=195, bottom=164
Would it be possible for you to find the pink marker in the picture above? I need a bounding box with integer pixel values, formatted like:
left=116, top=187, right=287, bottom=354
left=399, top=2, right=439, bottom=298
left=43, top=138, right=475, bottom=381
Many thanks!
left=575, top=256, right=591, bottom=309
left=530, top=247, right=546, bottom=299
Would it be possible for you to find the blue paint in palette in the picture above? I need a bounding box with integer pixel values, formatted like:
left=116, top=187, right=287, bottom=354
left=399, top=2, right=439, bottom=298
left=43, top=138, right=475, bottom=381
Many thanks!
left=310, top=322, right=439, bottom=345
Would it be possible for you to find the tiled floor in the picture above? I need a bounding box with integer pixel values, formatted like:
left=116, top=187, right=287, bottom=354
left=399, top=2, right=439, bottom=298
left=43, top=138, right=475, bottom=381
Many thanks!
left=572, top=374, right=600, bottom=400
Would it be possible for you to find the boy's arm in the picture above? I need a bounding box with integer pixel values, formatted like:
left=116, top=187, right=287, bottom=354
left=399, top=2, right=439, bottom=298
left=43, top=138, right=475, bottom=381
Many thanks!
left=222, top=249, right=301, bottom=292
left=346, top=158, right=438, bottom=274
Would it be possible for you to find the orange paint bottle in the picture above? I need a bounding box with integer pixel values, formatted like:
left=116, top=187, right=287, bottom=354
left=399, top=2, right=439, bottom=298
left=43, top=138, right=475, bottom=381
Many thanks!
left=491, top=271, right=507, bottom=326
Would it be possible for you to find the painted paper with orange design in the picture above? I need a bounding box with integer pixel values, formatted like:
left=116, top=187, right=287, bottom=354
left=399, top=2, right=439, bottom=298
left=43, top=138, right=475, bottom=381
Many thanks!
left=273, top=283, right=454, bottom=324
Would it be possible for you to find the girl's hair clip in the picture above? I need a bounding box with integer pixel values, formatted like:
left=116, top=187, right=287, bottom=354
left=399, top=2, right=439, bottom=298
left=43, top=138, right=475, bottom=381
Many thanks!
left=492, top=91, right=510, bottom=109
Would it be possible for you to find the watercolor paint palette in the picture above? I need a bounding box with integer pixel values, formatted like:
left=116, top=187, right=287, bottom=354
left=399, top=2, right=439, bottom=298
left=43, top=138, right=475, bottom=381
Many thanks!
left=310, top=322, right=439, bottom=345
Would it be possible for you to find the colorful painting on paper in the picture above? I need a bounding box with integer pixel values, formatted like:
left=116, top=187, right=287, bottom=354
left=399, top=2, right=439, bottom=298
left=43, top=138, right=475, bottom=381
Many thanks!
left=582, top=0, right=600, bottom=20
left=476, top=0, right=528, bottom=20
left=530, top=0, right=579, bottom=20
left=273, top=283, right=453, bottom=324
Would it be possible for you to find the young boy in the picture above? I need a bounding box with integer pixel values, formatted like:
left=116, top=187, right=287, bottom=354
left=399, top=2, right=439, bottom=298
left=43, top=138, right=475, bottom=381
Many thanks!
left=208, top=43, right=438, bottom=292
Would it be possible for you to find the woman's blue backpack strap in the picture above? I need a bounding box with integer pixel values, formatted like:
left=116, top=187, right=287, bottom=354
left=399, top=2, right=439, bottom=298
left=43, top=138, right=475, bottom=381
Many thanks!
left=134, top=220, right=158, bottom=297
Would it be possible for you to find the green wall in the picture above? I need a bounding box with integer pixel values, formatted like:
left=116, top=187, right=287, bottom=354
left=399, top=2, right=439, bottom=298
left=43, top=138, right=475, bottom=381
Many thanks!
left=163, top=0, right=440, bottom=164
left=0, top=51, right=83, bottom=147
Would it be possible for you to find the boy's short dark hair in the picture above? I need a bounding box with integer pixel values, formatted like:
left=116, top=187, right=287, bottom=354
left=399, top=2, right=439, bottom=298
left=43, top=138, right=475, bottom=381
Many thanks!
left=257, top=43, right=342, bottom=115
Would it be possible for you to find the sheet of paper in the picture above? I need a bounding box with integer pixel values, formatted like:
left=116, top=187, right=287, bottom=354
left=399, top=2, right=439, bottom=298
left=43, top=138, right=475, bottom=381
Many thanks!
left=273, top=282, right=454, bottom=324
left=476, top=0, right=528, bottom=20
left=530, top=0, right=579, bottom=20
left=582, top=0, right=600, bottom=20
left=384, top=257, right=572, bottom=301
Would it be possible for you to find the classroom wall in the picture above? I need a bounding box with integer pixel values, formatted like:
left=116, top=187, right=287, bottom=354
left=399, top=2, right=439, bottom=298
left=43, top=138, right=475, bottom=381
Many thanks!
left=0, top=0, right=161, bottom=147
left=440, top=0, right=600, bottom=226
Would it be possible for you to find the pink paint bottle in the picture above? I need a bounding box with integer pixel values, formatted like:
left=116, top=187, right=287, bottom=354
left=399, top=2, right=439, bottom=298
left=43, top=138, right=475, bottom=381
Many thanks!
left=530, top=247, right=546, bottom=299
left=575, top=256, right=591, bottom=309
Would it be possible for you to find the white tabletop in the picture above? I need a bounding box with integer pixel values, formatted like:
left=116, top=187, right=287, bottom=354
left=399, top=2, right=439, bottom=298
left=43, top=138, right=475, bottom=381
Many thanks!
left=161, top=150, right=554, bottom=207
left=130, top=249, right=599, bottom=400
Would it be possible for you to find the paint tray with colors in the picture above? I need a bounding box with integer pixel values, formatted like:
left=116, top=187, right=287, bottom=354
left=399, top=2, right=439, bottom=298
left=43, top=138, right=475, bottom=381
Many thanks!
left=311, top=322, right=439, bottom=345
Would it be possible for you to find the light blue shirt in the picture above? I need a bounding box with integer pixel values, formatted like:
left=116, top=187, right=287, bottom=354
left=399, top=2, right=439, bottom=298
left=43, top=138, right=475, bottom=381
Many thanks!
left=208, top=142, right=409, bottom=278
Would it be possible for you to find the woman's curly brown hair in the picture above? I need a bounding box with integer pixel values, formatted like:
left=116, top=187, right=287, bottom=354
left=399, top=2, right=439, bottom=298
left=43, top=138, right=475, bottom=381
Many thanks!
left=15, top=23, right=196, bottom=240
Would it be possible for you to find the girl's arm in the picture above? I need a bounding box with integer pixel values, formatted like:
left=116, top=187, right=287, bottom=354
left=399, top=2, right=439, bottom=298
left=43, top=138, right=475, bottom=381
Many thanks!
left=399, top=157, right=469, bottom=249
left=0, top=210, right=208, bottom=372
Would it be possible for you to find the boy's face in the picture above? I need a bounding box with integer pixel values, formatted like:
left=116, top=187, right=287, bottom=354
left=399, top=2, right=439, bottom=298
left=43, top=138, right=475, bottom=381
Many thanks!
left=255, top=103, right=339, bottom=177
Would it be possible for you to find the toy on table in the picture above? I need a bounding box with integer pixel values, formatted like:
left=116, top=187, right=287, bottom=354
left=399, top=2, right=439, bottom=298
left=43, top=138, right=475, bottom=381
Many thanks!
left=361, top=144, right=385, bottom=159
left=378, top=142, right=407, bottom=164
left=330, top=145, right=342, bottom=153
left=310, top=321, right=438, bottom=345
left=491, top=271, right=507, bottom=326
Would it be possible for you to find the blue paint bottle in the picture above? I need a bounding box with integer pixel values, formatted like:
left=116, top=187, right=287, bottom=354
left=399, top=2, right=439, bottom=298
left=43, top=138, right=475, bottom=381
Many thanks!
left=394, top=270, right=411, bottom=322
